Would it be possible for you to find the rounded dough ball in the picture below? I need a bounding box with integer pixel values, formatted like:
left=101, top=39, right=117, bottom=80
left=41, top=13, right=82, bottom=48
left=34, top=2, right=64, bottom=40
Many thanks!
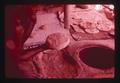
left=46, top=33, right=70, bottom=50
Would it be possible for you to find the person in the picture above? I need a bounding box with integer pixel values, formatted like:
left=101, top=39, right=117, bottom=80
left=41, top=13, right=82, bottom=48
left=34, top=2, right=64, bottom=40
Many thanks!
left=5, top=5, right=36, bottom=78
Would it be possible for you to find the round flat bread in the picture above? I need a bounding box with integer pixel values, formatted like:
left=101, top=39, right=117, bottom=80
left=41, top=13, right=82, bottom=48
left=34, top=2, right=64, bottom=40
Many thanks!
left=85, top=28, right=100, bottom=34
left=71, top=19, right=82, bottom=25
left=79, top=21, right=97, bottom=29
left=70, top=24, right=85, bottom=33
left=71, top=33, right=82, bottom=41
left=96, top=20, right=113, bottom=31
left=46, top=33, right=70, bottom=50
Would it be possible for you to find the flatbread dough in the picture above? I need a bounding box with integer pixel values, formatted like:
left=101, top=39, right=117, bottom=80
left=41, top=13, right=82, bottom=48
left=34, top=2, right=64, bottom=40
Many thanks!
left=46, top=33, right=70, bottom=50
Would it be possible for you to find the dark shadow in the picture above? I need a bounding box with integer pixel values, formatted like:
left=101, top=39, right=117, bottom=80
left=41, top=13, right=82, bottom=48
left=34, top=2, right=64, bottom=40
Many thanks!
left=79, top=46, right=114, bottom=69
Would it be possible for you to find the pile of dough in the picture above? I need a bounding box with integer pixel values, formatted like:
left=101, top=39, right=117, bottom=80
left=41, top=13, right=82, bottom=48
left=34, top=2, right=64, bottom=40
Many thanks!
left=46, top=33, right=70, bottom=50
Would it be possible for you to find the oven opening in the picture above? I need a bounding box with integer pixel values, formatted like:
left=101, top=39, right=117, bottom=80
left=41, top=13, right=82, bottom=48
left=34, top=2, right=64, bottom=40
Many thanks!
left=79, top=46, right=114, bottom=69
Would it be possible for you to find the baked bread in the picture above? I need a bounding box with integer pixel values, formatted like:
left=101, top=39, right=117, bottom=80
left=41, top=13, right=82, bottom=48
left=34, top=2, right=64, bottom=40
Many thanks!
left=46, top=33, right=70, bottom=50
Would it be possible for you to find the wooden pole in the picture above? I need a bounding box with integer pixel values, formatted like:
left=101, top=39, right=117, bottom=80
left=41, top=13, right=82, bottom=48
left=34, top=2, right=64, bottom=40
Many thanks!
left=64, top=5, right=74, bottom=29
